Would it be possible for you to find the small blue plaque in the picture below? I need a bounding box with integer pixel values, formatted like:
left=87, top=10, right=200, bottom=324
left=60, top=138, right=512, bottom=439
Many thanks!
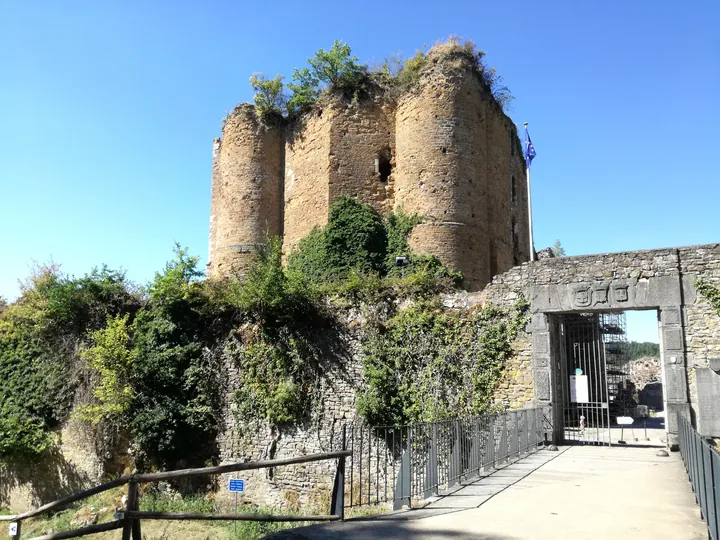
left=228, top=479, right=245, bottom=493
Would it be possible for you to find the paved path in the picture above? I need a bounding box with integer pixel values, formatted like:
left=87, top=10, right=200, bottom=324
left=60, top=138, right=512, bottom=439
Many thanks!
left=277, top=445, right=706, bottom=540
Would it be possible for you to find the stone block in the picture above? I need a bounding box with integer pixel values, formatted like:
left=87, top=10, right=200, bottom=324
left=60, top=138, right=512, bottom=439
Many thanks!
left=665, top=366, right=688, bottom=403
left=663, top=327, right=683, bottom=352
left=660, top=307, right=681, bottom=325
left=533, top=333, right=550, bottom=354
left=695, top=368, right=720, bottom=437
left=535, top=369, right=551, bottom=401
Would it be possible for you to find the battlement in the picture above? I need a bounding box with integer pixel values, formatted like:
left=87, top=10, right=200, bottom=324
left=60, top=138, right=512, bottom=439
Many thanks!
left=207, top=48, right=530, bottom=290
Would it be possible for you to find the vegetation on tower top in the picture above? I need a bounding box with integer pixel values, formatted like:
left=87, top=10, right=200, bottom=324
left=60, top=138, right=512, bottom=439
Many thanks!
left=246, top=37, right=513, bottom=120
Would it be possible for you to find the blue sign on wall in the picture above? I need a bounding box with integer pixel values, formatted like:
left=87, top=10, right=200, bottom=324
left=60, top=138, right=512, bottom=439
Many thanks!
left=228, top=479, right=245, bottom=493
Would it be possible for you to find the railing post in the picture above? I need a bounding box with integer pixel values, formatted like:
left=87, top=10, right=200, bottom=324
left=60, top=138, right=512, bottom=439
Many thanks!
left=331, top=425, right=346, bottom=521
left=122, top=481, right=141, bottom=540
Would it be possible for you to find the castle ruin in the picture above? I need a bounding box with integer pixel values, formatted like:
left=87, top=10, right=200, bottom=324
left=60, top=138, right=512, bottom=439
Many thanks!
left=206, top=46, right=530, bottom=290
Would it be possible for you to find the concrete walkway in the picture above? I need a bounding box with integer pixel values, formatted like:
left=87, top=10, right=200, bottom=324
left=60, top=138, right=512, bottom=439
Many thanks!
left=277, top=445, right=707, bottom=540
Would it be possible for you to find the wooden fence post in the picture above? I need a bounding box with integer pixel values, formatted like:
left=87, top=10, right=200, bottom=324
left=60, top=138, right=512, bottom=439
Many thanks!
left=9, top=519, right=21, bottom=540
left=122, top=482, right=138, bottom=540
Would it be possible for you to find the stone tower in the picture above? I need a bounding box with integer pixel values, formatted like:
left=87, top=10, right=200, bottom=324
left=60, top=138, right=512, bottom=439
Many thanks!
left=394, top=47, right=529, bottom=289
left=206, top=46, right=530, bottom=291
left=207, top=104, right=283, bottom=276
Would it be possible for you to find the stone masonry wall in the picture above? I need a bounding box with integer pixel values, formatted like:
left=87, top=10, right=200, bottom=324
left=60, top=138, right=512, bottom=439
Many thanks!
left=283, top=106, right=334, bottom=253
left=678, top=244, right=720, bottom=435
left=328, top=97, right=395, bottom=215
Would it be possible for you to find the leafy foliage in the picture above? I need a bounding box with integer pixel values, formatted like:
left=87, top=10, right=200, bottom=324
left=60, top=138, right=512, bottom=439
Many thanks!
left=287, top=40, right=370, bottom=114
left=551, top=240, right=566, bottom=257
left=357, top=297, right=530, bottom=426
left=249, top=73, right=286, bottom=118
left=626, top=341, right=660, bottom=361
left=288, top=197, right=461, bottom=288
left=697, top=279, right=720, bottom=316
left=129, top=247, right=224, bottom=470
left=75, top=314, right=136, bottom=425
left=0, top=265, right=138, bottom=457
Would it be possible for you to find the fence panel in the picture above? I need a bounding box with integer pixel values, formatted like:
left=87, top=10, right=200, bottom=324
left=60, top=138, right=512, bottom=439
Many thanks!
left=678, top=415, right=720, bottom=540
left=345, top=408, right=545, bottom=510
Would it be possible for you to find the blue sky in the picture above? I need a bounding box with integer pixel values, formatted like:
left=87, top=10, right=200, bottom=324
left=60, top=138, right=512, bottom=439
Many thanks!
left=1, top=1, right=718, bottom=342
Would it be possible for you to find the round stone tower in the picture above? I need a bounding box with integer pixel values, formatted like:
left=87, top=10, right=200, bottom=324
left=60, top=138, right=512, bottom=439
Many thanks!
left=395, top=47, right=490, bottom=288
left=207, top=104, right=283, bottom=278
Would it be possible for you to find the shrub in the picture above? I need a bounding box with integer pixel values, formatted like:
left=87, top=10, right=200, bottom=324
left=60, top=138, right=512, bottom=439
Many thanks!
left=75, top=314, right=136, bottom=425
left=0, top=265, right=138, bottom=458
left=249, top=73, right=286, bottom=118
left=288, top=197, right=387, bottom=282
left=130, top=245, right=224, bottom=470
left=287, top=40, right=370, bottom=115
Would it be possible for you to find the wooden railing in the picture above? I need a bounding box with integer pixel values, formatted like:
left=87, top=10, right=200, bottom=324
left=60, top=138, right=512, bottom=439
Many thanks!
left=0, top=448, right=350, bottom=540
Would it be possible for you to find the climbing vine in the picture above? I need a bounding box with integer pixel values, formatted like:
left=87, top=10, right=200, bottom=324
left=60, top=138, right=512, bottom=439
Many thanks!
left=357, top=296, right=530, bottom=426
left=697, top=279, right=720, bottom=316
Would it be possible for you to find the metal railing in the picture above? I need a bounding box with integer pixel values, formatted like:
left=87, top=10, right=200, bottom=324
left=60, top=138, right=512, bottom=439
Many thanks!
left=345, top=408, right=549, bottom=510
left=679, top=415, right=720, bottom=540
left=0, top=450, right=350, bottom=540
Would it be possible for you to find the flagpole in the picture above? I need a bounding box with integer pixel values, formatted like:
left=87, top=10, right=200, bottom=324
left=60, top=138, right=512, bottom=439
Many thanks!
left=525, top=122, right=535, bottom=261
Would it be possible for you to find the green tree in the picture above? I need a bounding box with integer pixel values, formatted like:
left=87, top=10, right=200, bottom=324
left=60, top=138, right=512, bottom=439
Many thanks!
left=287, top=40, right=369, bottom=114
left=75, top=314, right=137, bottom=425
left=249, top=73, right=286, bottom=118
left=551, top=240, right=566, bottom=257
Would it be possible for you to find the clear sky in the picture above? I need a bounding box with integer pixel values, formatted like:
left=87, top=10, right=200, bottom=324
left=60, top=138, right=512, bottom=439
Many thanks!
left=1, top=1, right=718, bottom=342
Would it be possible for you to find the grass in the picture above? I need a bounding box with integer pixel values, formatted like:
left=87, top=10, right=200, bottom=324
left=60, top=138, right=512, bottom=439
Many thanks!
left=9, top=489, right=390, bottom=540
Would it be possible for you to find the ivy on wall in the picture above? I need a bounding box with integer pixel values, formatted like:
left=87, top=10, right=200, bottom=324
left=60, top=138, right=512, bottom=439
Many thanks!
left=357, top=297, right=530, bottom=426
left=697, top=279, right=720, bottom=316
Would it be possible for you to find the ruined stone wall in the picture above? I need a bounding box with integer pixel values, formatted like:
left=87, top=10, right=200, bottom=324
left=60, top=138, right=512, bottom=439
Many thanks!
left=208, top=105, right=283, bottom=278
left=328, top=98, right=395, bottom=214
left=0, top=419, right=105, bottom=511
left=283, top=107, right=334, bottom=253
left=216, top=314, right=364, bottom=510
left=209, top=54, right=528, bottom=289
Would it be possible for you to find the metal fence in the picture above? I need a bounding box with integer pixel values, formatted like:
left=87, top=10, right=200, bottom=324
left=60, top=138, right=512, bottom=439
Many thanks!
left=345, top=408, right=549, bottom=510
left=679, top=414, right=720, bottom=540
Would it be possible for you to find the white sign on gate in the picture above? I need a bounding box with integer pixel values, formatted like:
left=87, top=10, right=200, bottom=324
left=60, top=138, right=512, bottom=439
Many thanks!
left=570, top=375, right=589, bottom=403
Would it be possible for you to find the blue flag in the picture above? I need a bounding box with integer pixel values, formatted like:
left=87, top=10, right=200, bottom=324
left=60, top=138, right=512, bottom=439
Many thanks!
left=524, top=126, right=536, bottom=168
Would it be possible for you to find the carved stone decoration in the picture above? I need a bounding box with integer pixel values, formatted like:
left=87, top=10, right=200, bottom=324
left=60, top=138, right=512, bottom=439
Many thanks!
left=593, top=286, right=609, bottom=305
left=573, top=286, right=592, bottom=308
left=613, top=284, right=629, bottom=302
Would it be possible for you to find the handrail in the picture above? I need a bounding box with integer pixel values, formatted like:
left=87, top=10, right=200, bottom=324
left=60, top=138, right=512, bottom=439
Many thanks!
left=0, top=475, right=134, bottom=522
left=133, top=450, right=350, bottom=482
left=3, top=448, right=351, bottom=540
left=678, top=414, right=719, bottom=540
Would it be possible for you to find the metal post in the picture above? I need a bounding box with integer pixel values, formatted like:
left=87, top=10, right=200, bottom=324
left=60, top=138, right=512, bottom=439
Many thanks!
left=331, top=425, right=346, bottom=520
left=524, top=122, right=534, bottom=261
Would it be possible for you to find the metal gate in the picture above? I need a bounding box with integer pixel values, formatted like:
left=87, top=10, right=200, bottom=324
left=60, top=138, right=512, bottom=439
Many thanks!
left=559, top=312, right=631, bottom=445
